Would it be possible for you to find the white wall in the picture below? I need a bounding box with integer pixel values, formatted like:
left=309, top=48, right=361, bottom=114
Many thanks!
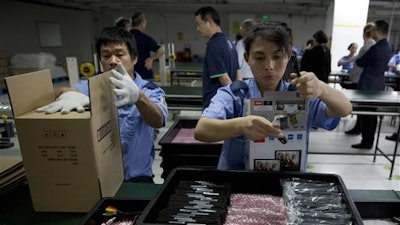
left=331, top=0, right=370, bottom=72
left=0, top=0, right=99, bottom=66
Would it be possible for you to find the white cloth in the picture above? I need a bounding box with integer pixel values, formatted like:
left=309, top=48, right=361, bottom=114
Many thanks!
left=109, top=64, right=139, bottom=107
left=36, top=91, right=89, bottom=114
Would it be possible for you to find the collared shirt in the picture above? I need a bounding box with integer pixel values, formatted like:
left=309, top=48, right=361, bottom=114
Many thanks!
left=201, top=79, right=340, bottom=170
left=203, top=32, right=239, bottom=109
left=130, top=29, right=161, bottom=80
left=74, top=73, right=168, bottom=180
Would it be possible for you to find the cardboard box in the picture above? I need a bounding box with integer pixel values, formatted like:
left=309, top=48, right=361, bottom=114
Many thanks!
left=5, top=69, right=124, bottom=212
left=246, top=91, right=309, bottom=172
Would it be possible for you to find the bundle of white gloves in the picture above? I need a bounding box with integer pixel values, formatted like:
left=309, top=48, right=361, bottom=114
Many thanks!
left=36, top=63, right=139, bottom=114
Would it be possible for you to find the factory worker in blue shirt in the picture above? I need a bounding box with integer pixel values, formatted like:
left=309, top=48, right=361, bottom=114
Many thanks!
left=194, top=21, right=352, bottom=170
left=37, top=27, right=168, bottom=183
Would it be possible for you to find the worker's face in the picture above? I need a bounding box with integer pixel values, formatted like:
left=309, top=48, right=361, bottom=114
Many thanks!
left=245, top=37, right=291, bottom=92
left=349, top=44, right=358, bottom=54
left=100, top=42, right=137, bottom=76
left=195, top=15, right=210, bottom=38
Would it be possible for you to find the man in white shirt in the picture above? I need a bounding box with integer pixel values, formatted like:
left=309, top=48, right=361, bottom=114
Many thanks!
left=235, top=18, right=256, bottom=80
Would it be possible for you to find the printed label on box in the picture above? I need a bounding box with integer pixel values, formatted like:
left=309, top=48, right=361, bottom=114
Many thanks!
left=246, top=91, right=309, bottom=172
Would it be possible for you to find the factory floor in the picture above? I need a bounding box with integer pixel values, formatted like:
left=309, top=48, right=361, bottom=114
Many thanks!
left=1, top=78, right=399, bottom=224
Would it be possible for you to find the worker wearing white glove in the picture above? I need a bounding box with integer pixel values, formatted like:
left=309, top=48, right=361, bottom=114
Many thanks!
left=36, top=91, right=89, bottom=114
left=109, top=63, right=139, bottom=107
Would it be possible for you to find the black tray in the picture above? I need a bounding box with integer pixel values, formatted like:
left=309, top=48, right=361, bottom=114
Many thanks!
left=158, top=119, right=222, bottom=155
left=136, top=168, right=363, bottom=225
left=81, top=197, right=151, bottom=225
left=158, top=120, right=222, bottom=178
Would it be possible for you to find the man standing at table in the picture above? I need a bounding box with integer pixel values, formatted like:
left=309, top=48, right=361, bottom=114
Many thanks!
left=351, top=20, right=392, bottom=149
left=130, top=12, right=165, bottom=81
left=194, top=6, right=241, bottom=109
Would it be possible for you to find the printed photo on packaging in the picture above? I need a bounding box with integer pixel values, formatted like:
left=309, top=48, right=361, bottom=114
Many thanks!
left=275, top=150, right=301, bottom=171
left=254, top=159, right=280, bottom=172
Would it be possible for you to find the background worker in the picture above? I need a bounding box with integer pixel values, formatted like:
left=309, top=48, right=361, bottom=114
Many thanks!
left=115, top=17, right=131, bottom=32
left=387, top=50, right=400, bottom=74
left=351, top=20, right=392, bottom=149
left=194, top=6, right=242, bottom=109
left=37, top=27, right=168, bottom=183
left=300, top=30, right=331, bottom=83
left=337, top=43, right=358, bottom=72
left=235, top=18, right=256, bottom=80
left=344, top=23, right=375, bottom=134
left=131, top=12, right=165, bottom=81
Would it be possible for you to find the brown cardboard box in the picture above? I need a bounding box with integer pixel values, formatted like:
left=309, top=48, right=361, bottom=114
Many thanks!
left=5, top=69, right=124, bottom=212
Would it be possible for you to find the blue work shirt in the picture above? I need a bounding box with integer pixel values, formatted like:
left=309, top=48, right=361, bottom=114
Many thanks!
left=201, top=79, right=340, bottom=170
left=74, top=73, right=168, bottom=180
left=338, top=55, right=354, bottom=71
left=388, top=51, right=400, bottom=73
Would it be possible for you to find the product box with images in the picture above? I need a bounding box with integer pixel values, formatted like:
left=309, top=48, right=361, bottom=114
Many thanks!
left=5, top=69, right=124, bottom=212
left=246, top=91, right=309, bottom=172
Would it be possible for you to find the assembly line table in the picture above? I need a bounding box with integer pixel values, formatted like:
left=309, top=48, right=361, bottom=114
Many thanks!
left=329, top=71, right=400, bottom=90
left=342, top=89, right=400, bottom=179
left=169, top=68, right=202, bottom=86
left=162, top=86, right=202, bottom=111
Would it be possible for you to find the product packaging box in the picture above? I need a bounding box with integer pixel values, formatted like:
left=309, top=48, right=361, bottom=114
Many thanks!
left=246, top=91, right=309, bottom=172
left=5, top=69, right=124, bottom=212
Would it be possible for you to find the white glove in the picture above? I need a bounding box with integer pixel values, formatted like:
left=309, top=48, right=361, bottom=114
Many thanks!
left=109, top=63, right=139, bottom=107
left=396, top=64, right=400, bottom=72
left=36, top=91, right=89, bottom=114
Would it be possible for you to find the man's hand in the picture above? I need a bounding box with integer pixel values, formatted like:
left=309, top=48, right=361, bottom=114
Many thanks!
left=36, top=91, right=89, bottom=114
left=290, top=72, right=324, bottom=99
left=144, top=58, right=153, bottom=70
left=240, top=115, right=284, bottom=141
left=109, top=63, right=139, bottom=107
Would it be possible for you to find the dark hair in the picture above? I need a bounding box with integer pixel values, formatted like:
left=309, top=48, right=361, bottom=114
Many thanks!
left=131, top=12, right=145, bottom=27
left=347, top=43, right=356, bottom=50
left=95, top=27, right=138, bottom=59
left=194, top=6, right=221, bottom=26
left=374, top=19, right=389, bottom=35
left=313, top=30, right=329, bottom=44
left=115, top=17, right=130, bottom=29
left=244, top=21, right=292, bottom=55
left=306, top=39, right=314, bottom=46
left=279, top=22, right=293, bottom=45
